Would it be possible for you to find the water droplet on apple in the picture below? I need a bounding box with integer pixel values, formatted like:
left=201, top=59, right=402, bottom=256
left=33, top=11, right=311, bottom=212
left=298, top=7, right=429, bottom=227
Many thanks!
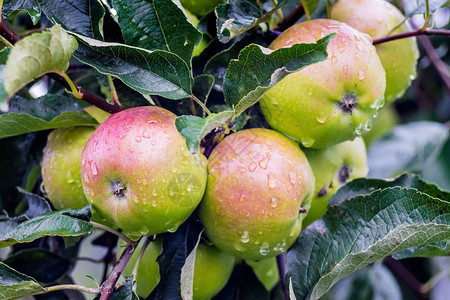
left=142, top=130, right=150, bottom=139
left=135, top=136, right=142, bottom=143
left=270, top=197, right=278, bottom=208
left=171, top=166, right=178, bottom=174
left=239, top=167, right=247, bottom=174
left=331, top=56, right=337, bottom=65
left=248, top=162, right=257, bottom=172
left=364, top=119, right=373, bottom=131
left=132, top=197, right=139, bottom=204
left=315, top=112, right=328, bottom=124
left=358, top=69, right=366, bottom=80
left=289, top=171, right=296, bottom=184
left=258, top=156, right=270, bottom=169
left=355, top=123, right=364, bottom=135
left=301, top=137, right=315, bottom=148
left=142, top=179, right=148, bottom=185
left=233, top=241, right=246, bottom=252
left=167, top=225, right=179, bottom=233
left=152, top=200, right=157, bottom=207
left=152, top=189, right=158, bottom=196
left=241, top=231, right=249, bottom=243
left=260, top=242, right=270, bottom=256
left=279, top=241, right=287, bottom=252
left=267, top=174, right=276, bottom=188
left=343, top=65, right=348, bottom=75
left=91, top=163, right=98, bottom=175
left=151, top=140, right=157, bottom=146
left=239, top=195, right=245, bottom=202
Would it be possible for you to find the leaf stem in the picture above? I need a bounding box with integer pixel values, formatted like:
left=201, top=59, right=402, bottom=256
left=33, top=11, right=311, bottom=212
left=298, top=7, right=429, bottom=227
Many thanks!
left=421, top=0, right=430, bottom=32
left=57, top=72, right=83, bottom=99
left=274, top=4, right=305, bottom=32
left=326, top=0, right=331, bottom=19
left=421, top=267, right=450, bottom=294
left=99, top=243, right=137, bottom=300
left=190, top=95, right=211, bottom=115
left=33, top=284, right=100, bottom=296
left=90, top=221, right=137, bottom=246
left=299, top=0, right=310, bottom=21
left=372, top=28, right=450, bottom=45
left=107, top=75, right=122, bottom=107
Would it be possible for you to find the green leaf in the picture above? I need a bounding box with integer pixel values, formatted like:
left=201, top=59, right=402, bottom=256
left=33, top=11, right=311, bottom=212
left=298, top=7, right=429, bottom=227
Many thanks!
left=0, top=94, right=97, bottom=139
left=393, top=241, right=450, bottom=259
left=111, top=0, right=202, bottom=65
left=0, top=206, right=93, bottom=247
left=192, top=74, right=214, bottom=105
left=287, top=187, right=450, bottom=300
left=210, top=105, right=250, bottom=131
left=40, top=0, right=106, bottom=38
left=223, top=34, right=333, bottom=115
left=216, top=0, right=289, bottom=43
left=72, top=33, right=193, bottom=99
left=4, top=25, right=78, bottom=98
left=0, top=262, right=44, bottom=300
left=1, top=0, right=40, bottom=24
left=175, top=111, right=234, bottom=153
left=0, top=49, right=11, bottom=112
left=302, top=0, right=321, bottom=17
left=180, top=232, right=202, bottom=300
left=368, top=122, right=449, bottom=179
left=404, top=0, right=450, bottom=17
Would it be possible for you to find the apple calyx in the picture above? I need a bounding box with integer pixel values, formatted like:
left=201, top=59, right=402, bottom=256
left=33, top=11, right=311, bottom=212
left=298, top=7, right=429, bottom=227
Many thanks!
left=338, top=166, right=350, bottom=184
left=339, top=93, right=357, bottom=113
left=111, top=180, right=127, bottom=198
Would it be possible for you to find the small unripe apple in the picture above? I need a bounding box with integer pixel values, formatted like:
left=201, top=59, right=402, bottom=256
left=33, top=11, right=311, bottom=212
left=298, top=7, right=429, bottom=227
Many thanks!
left=302, top=137, right=368, bottom=227
left=331, top=0, right=419, bottom=103
left=259, top=19, right=386, bottom=149
left=199, top=128, right=315, bottom=260
left=246, top=258, right=279, bottom=291
left=118, top=239, right=161, bottom=298
left=118, top=240, right=234, bottom=299
left=81, top=106, right=208, bottom=239
left=184, top=9, right=208, bottom=57
left=41, top=126, right=95, bottom=210
left=180, top=0, right=224, bottom=17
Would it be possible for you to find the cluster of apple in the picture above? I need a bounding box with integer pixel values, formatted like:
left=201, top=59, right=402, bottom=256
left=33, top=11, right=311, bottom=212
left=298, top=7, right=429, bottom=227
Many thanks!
left=40, top=0, right=418, bottom=298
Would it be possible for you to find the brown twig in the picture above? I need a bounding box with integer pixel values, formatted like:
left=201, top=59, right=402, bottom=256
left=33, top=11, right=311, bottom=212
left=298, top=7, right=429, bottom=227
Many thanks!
left=372, top=28, right=450, bottom=45
left=274, top=4, right=305, bottom=32
left=0, top=23, right=123, bottom=114
left=99, top=243, right=137, bottom=300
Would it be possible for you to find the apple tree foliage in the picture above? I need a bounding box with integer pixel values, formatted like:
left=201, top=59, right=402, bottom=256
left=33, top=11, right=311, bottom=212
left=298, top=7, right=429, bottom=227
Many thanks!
left=0, top=0, right=449, bottom=300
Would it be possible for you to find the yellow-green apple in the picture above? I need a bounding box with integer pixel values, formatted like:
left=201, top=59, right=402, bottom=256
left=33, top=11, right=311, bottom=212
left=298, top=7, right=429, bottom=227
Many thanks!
left=81, top=106, right=207, bottom=239
left=180, top=0, right=224, bottom=16
left=185, top=9, right=208, bottom=57
left=118, top=239, right=161, bottom=298
left=331, top=0, right=419, bottom=103
left=302, top=137, right=368, bottom=227
left=41, top=126, right=95, bottom=210
left=259, top=19, right=386, bottom=149
left=363, top=104, right=398, bottom=146
left=118, top=240, right=234, bottom=299
left=246, top=258, right=279, bottom=291
left=192, top=243, right=235, bottom=300
left=199, top=128, right=315, bottom=260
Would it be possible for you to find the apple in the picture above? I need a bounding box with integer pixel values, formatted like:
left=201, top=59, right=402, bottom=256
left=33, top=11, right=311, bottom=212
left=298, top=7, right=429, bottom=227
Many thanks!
left=331, top=0, right=419, bottom=104
left=118, top=238, right=161, bottom=298
left=81, top=106, right=208, bottom=239
left=246, top=258, right=279, bottom=291
left=199, top=128, right=315, bottom=260
left=302, top=137, right=368, bottom=227
left=184, top=9, right=208, bottom=57
left=41, top=126, right=95, bottom=210
left=259, top=19, right=386, bottom=149
left=117, top=240, right=234, bottom=299
left=180, top=0, right=224, bottom=17
left=192, top=243, right=236, bottom=300
left=363, top=104, right=398, bottom=146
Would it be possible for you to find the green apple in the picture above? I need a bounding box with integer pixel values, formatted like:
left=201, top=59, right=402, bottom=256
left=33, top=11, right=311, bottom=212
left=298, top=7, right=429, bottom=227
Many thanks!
left=259, top=19, right=386, bottom=149
left=193, top=243, right=235, bottom=300
left=302, top=137, right=368, bottom=227
left=331, top=0, right=419, bottom=104
left=185, top=9, right=208, bottom=57
left=180, top=0, right=224, bottom=17
left=363, top=104, right=398, bottom=146
left=118, top=239, right=161, bottom=298
left=81, top=106, right=208, bottom=239
left=41, top=126, right=95, bottom=210
left=246, top=258, right=279, bottom=291
left=199, top=128, right=315, bottom=260
left=118, top=240, right=234, bottom=299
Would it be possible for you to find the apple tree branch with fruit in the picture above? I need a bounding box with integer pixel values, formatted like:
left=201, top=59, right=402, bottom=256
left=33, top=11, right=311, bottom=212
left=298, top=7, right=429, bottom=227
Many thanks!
left=0, top=1, right=449, bottom=300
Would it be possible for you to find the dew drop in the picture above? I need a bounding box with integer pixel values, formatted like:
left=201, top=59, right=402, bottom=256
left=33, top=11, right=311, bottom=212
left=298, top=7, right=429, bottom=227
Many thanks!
left=91, top=163, right=98, bottom=175
left=182, top=159, right=189, bottom=166
left=331, top=56, right=337, bottom=65
left=260, top=242, right=270, bottom=256
left=267, top=174, right=276, bottom=188
left=152, top=189, right=158, bottom=197
left=315, top=112, right=328, bottom=124
left=410, top=74, right=416, bottom=80
left=289, top=171, right=296, bottom=184
left=171, top=166, right=178, bottom=174
left=132, top=197, right=139, bottom=204
left=343, top=65, right=348, bottom=75
left=167, top=225, right=179, bottom=233
left=152, top=200, right=157, bottom=207
left=355, top=123, right=364, bottom=135
left=246, top=212, right=251, bottom=218
left=151, top=140, right=157, bottom=146
left=187, top=183, right=193, bottom=192
left=270, top=197, right=278, bottom=208
left=279, top=241, right=287, bottom=252
left=142, top=179, right=148, bottom=186
left=301, top=137, right=315, bottom=148
left=358, top=69, right=366, bottom=80
left=241, top=231, right=249, bottom=243
left=233, top=241, right=247, bottom=252
left=364, top=119, right=373, bottom=131
left=147, top=120, right=158, bottom=125
left=239, top=167, right=247, bottom=174
left=135, top=136, right=142, bottom=143
left=143, top=130, right=150, bottom=139
left=258, top=156, right=270, bottom=169
left=248, top=162, right=257, bottom=172
left=239, top=195, right=246, bottom=202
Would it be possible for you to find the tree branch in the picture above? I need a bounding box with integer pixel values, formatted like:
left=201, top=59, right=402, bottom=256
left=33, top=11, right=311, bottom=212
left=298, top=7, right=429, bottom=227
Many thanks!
left=99, top=243, right=137, bottom=300
left=0, top=23, right=123, bottom=114
left=373, top=28, right=450, bottom=45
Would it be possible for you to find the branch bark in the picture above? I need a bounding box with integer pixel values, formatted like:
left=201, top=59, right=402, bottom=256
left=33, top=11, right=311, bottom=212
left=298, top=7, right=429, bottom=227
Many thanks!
left=373, top=28, right=450, bottom=45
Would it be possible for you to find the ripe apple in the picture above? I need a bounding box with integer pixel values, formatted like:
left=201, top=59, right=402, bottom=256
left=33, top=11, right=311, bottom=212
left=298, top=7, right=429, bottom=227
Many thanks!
left=118, top=239, right=161, bottom=298
left=331, top=0, right=419, bottom=104
left=192, top=243, right=236, bottom=300
left=180, top=0, right=224, bottom=17
left=246, top=258, right=279, bottom=291
left=259, top=19, right=386, bottom=149
left=118, top=240, right=234, bottom=299
left=185, top=9, right=208, bottom=57
left=302, top=137, right=368, bottom=227
left=81, top=106, right=208, bottom=239
left=199, top=128, right=315, bottom=260
left=41, top=126, right=95, bottom=210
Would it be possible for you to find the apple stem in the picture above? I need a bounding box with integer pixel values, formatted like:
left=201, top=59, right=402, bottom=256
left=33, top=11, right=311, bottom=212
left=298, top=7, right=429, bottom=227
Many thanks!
left=0, top=22, right=123, bottom=114
left=132, top=236, right=152, bottom=279
left=372, top=28, right=450, bottom=46
left=276, top=254, right=290, bottom=300
left=190, top=95, right=211, bottom=116
left=107, top=75, right=122, bottom=108
left=99, top=243, right=138, bottom=300
left=90, top=221, right=138, bottom=246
